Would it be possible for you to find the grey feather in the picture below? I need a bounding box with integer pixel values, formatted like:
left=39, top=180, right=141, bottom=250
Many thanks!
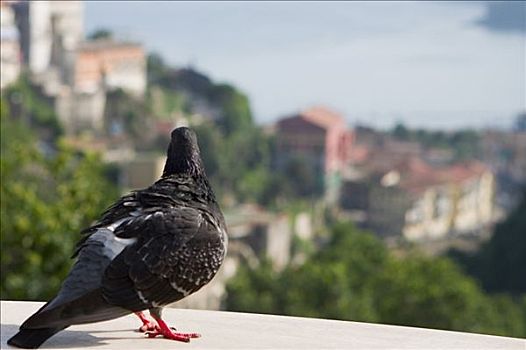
left=44, top=222, right=136, bottom=312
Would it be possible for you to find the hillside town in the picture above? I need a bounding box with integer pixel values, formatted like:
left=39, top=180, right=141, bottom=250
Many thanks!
left=1, top=0, right=525, bottom=312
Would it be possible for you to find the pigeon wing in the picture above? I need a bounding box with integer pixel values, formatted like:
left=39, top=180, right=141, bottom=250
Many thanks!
left=102, top=206, right=207, bottom=311
left=21, top=224, right=136, bottom=328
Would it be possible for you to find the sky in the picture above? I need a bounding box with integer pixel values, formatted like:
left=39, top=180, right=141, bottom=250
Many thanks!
left=85, top=1, right=526, bottom=129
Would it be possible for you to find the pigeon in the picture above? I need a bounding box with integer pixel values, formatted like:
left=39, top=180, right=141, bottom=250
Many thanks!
left=8, top=127, right=228, bottom=348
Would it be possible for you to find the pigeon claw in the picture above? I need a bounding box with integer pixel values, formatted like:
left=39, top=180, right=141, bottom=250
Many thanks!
left=135, top=311, right=159, bottom=332
left=147, top=316, right=201, bottom=342
left=145, top=330, right=200, bottom=342
left=139, top=322, right=158, bottom=332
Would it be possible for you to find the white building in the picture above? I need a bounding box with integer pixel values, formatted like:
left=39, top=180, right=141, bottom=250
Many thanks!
left=1, top=1, right=21, bottom=89
left=11, top=0, right=146, bottom=134
left=13, top=0, right=83, bottom=82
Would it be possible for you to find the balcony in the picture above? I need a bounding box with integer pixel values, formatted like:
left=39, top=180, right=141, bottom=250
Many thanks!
left=1, top=301, right=523, bottom=349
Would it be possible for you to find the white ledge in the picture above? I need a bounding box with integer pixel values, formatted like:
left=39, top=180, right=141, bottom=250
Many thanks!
left=1, top=301, right=524, bottom=349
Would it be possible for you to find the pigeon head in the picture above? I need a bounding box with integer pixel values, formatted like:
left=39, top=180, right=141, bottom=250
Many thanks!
left=162, top=127, right=204, bottom=177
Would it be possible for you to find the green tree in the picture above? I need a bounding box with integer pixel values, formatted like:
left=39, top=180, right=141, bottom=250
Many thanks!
left=280, top=157, right=324, bottom=199
left=226, top=260, right=282, bottom=314
left=392, top=122, right=410, bottom=140
left=208, top=84, right=253, bottom=135
left=450, top=189, right=526, bottom=295
left=0, top=111, right=118, bottom=300
left=390, top=124, right=481, bottom=161
left=88, top=28, right=113, bottom=40
left=147, top=53, right=171, bottom=86
left=373, top=255, right=523, bottom=335
left=153, top=66, right=254, bottom=136
left=194, top=123, right=274, bottom=204
left=104, top=88, right=153, bottom=144
left=4, top=74, right=63, bottom=139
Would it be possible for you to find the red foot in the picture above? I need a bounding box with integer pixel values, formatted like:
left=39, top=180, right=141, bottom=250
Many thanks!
left=146, top=317, right=201, bottom=342
left=135, top=312, right=158, bottom=332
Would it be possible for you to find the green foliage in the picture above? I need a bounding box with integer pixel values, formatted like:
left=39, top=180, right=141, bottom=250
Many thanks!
left=88, top=28, right=113, bottom=40
left=0, top=111, right=118, bottom=300
left=152, top=67, right=254, bottom=136
left=194, top=123, right=274, bottom=204
left=156, top=89, right=189, bottom=117
left=159, top=68, right=212, bottom=96
left=104, top=88, right=153, bottom=143
left=392, top=122, right=410, bottom=140
left=226, top=259, right=282, bottom=314
left=282, top=157, right=324, bottom=198
left=147, top=53, right=171, bottom=87
left=208, top=84, right=254, bottom=135
left=390, top=122, right=480, bottom=161
left=226, top=222, right=526, bottom=337
left=449, top=189, right=526, bottom=295
left=3, top=74, right=63, bottom=139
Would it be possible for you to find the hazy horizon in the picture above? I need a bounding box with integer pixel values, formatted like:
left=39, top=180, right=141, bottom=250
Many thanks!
left=85, top=1, right=525, bottom=130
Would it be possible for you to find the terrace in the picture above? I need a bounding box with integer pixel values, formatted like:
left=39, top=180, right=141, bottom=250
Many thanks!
left=1, top=301, right=523, bottom=349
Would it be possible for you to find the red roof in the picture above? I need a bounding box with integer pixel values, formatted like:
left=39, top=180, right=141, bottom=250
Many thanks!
left=435, top=161, right=489, bottom=183
left=300, top=106, right=346, bottom=129
left=399, top=159, right=490, bottom=194
left=363, top=154, right=490, bottom=195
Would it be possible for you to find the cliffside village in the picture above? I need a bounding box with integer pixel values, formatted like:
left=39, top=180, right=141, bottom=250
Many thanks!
left=2, top=1, right=525, bottom=310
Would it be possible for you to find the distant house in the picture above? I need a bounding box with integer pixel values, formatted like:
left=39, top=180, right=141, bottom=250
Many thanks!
left=399, top=160, right=494, bottom=241
left=74, top=39, right=146, bottom=96
left=275, top=106, right=353, bottom=202
left=341, top=156, right=495, bottom=241
left=12, top=0, right=83, bottom=79
left=55, top=39, right=147, bottom=134
left=10, top=1, right=147, bottom=134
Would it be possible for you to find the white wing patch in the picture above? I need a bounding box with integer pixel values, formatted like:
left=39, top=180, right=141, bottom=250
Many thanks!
left=113, top=236, right=138, bottom=245
left=95, top=214, right=143, bottom=256
left=43, top=215, right=141, bottom=312
left=137, top=290, right=149, bottom=304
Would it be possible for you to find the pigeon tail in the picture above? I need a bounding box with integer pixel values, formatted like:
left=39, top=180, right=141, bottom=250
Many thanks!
left=7, top=326, right=66, bottom=349
left=8, top=289, right=130, bottom=348
left=21, top=289, right=130, bottom=329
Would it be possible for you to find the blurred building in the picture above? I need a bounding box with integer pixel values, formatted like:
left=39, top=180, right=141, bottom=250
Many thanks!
left=1, top=1, right=21, bottom=89
left=275, top=106, right=354, bottom=203
left=9, top=1, right=146, bottom=134
left=341, top=155, right=495, bottom=242
left=401, top=160, right=494, bottom=241
left=227, top=204, right=293, bottom=270
left=57, top=87, right=107, bottom=132
left=56, top=39, right=146, bottom=133
left=74, top=39, right=146, bottom=96
left=12, top=0, right=83, bottom=91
